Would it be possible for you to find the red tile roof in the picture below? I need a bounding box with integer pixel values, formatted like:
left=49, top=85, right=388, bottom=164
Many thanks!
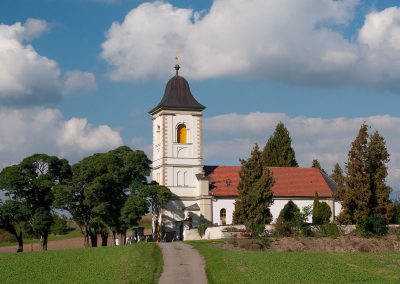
left=204, top=166, right=335, bottom=198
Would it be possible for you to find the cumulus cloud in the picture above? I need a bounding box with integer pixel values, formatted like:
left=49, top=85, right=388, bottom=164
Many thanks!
left=0, top=20, right=96, bottom=106
left=102, top=0, right=400, bottom=91
left=203, top=112, right=400, bottom=196
left=0, top=108, right=123, bottom=168
left=63, top=71, right=97, bottom=94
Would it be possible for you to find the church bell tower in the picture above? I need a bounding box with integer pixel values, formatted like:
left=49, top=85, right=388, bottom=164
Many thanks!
left=149, top=64, right=212, bottom=232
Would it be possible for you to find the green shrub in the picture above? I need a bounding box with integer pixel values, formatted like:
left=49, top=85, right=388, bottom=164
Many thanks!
left=357, top=214, right=388, bottom=237
left=317, top=223, right=341, bottom=238
left=312, top=198, right=332, bottom=225
left=198, top=222, right=211, bottom=237
left=274, top=201, right=312, bottom=237
left=279, top=200, right=300, bottom=222
left=0, top=229, right=16, bottom=242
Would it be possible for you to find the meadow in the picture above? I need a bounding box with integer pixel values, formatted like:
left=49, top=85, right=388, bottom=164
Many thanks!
left=191, top=241, right=400, bottom=284
left=0, top=243, right=162, bottom=284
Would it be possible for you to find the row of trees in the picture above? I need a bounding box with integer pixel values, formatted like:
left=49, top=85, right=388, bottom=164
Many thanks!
left=233, top=121, right=395, bottom=235
left=0, top=146, right=171, bottom=252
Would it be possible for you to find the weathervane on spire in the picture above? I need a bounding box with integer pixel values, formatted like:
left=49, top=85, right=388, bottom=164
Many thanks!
left=175, top=55, right=180, bottom=76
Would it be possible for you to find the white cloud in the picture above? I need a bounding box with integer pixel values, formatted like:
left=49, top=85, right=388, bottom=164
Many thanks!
left=58, top=118, right=123, bottom=155
left=203, top=112, right=400, bottom=195
left=101, top=1, right=400, bottom=91
left=21, top=18, right=50, bottom=41
left=0, top=20, right=96, bottom=105
left=63, top=71, right=97, bottom=95
left=0, top=107, right=123, bottom=168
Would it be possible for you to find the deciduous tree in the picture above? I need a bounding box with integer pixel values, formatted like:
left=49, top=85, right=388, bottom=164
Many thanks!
left=0, top=200, right=28, bottom=252
left=139, top=182, right=171, bottom=241
left=0, top=154, right=71, bottom=251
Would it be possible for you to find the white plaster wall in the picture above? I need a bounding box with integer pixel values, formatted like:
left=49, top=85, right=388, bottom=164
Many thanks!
left=212, top=198, right=236, bottom=225
left=163, top=199, right=202, bottom=230
left=271, top=199, right=314, bottom=222
left=213, top=198, right=339, bottom=224
left=152, top=110, right=203, bottom=192
left=334, top=201, right=342, bottom=217
left=152, top=115, right=163, bottom=168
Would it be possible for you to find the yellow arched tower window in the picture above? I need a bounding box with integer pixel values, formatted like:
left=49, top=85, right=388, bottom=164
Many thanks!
left=177, top=124, right=187, bottom=143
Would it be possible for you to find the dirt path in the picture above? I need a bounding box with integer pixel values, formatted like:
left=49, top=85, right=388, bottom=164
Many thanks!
left=158, top=242, right=207, bottom=284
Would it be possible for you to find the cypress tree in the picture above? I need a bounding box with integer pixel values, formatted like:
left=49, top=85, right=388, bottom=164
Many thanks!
left=262, top=122, right=298, bottom=167
left=233, top=144, right=264, bottom=225
left=368, top=131, right=393, bottom=222
left=330, top=163, right=346, bottom=202
left=338, top=123, right=371, bottom=224
left=312, top=193, right=321, bottom=224
left=311, top=159, right=326, bottom=174
left=233, top=144, right=274, bottom=234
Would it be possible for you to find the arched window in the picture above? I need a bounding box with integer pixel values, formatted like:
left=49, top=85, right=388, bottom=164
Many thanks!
left=220, top=208, right=226, bottom=225
left=177, top=171, right=182, bottom=186
left=177, top=124, right=187, bottom=143
left=156, top=125, right=161, bottom=144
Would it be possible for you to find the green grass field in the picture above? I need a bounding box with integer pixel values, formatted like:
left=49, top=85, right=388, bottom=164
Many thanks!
left=0, top=243, right=162, bottom=284
left=191, top=241, right=400, bottom=284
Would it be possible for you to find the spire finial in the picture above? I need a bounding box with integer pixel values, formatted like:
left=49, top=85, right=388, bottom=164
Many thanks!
left=175, top=55, right=180, bottom=76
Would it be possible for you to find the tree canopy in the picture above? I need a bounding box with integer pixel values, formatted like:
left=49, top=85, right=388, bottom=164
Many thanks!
left=54, top=146, right=152, bottom=247
left=330, top=163, right=346, bottom=202
left=338, top=124, right=393, bottom=224
left=311, top=159, right=326, bottom=174
left=262, top=122, right=298, bottom=167
left=233, top=144, right=274, bottom=235
left=0, top=154, right=71, bottom=251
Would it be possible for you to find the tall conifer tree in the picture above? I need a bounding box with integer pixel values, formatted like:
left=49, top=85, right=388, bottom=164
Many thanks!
left=311, top=159, right=326, bottom=174
left=339, top=124, right=371, bottom=224
left=233, top=144, right=274, bottom=233
left=262, top=122, right=298, bottom=167
left=330, top=163, right=346, bottom=202
left=368, top=131, right=393, bottom=222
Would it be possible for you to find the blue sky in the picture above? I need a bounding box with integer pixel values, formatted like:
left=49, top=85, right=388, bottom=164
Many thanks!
left=0, top=0, right=400, bottom=197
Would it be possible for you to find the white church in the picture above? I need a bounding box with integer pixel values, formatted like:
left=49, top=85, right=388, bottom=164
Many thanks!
left=150, top=64, right=340, bottom=238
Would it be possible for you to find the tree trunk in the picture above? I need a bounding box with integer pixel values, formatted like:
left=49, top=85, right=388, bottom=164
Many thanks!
left=16, top=231, right=23, bottom=253
left=39, top=233, right=48, bottom=251
left=80, top=226, right=90, bottom=248
left=83, top=232, right=90, bottom=248
left=90, top=233, right=98, bottom=247
left=112, top=231, right=117, bottom=246
left=101, top=232, right=108, bottom=246
left=11, top=230, right=23, bottom=253
left=120, top=232, right=126, bottom=245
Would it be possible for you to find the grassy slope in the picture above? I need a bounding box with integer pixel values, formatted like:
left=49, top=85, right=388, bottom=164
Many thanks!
left=0, top=243, right=162, bottom=284
left=191, top=241, right=400, bottom=284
